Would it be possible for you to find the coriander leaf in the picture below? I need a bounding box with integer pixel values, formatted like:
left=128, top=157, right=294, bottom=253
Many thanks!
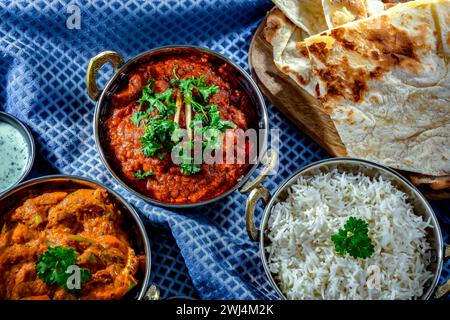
left=179, top=78, right=193, bottom=97
left=140, top=117, right=176, bottom=156
left=36, top=246, right=91, bottom=292
left=137, top=80, right=155, bottom=107
left=190, top=99, right=209, bottom=119
left=175, top=141, right=201, bottom=175
left=202, top=127, right=222, bottom=150
left=138, top=82, right=176, bottom=118
left=331, top=217, right=375, bottom=259
left=347, top=235, right=375, bottom=259
left=180, top=162, right=201, bottom=175
left=141, top=136, right=162, bottom=157
left=131, top=111, right=149, bottom=126
left=197, top=85, right=218, bottom=101
left=155, top=88, right=173, bottom=103
left=154, top=88, right=177, bottom=117
left=134, top=169, right=153, bottom=180
left=191, top=113, right=207, bottom=125
left=157, top=152, right=165, bottom=160
left=192, top=76, right=218, bottom=101
left=208, top=105, right=237, bottom=132
left=79, top=268, right=92, bottom=283
left=179, top=75, right=218, bottom=103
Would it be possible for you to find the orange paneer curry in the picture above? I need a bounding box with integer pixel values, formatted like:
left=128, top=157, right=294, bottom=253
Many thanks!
left=0, top=188, right=144, bottom=300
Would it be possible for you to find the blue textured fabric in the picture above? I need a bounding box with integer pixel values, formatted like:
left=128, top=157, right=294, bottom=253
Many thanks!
left=0, top=0, right=448, bottom=300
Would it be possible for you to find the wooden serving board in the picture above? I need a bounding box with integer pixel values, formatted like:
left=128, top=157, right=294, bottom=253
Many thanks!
left=248, top=14, right=450, bottom=200
left=248, top=15, right=347, bottom=158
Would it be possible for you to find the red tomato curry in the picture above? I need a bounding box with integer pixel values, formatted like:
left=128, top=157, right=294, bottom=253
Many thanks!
left=104, top=52, right=256, bottom=204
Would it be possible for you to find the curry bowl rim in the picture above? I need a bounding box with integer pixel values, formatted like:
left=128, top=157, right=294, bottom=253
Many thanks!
left=92, top=44, right=269, bottom=208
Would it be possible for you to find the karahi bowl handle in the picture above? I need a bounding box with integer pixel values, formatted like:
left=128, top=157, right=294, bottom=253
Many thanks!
left=86, top=50, right=124, bottom=101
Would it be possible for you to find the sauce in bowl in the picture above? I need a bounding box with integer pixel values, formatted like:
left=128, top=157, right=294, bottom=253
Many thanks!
left=0, top=121, right=30, bottom=193
left=102, top=51, right=257, bottom=204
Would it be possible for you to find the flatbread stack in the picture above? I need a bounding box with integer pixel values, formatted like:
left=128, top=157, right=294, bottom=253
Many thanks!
left=264, top=0, right=450, bottom=197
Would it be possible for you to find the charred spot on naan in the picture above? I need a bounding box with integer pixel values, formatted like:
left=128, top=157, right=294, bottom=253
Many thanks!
left=282, top=65, right=310, bottom=85
left=295, top=42, right=310, bottom=58
left=306, top=14, right=430, bottom=104
left=312, top=56, right=369, bottom=103
left=307, top=41, right=332, bottom=63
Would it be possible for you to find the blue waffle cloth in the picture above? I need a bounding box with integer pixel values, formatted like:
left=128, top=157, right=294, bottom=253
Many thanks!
left=0, top=0, right=448, bottom=299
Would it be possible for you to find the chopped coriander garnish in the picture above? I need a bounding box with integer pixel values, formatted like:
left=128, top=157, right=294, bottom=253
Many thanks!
left=176, top=75, right=219, bottom=102
left=137, top=79, right=154, bottom=107
left=134, top=169, right=154, bottom=180
left=180, top=162, right=201, bottom=175
left=331, top=217, right=375, bottom=259
left=130, top=70, right=236, bottom=175
left=36, top=246, right=91, bottom=292
left=141, top=117, right=176, bottom=157
left=176, top=141, right=201, bottom=175
left=131, top=111, right=149, bottom=126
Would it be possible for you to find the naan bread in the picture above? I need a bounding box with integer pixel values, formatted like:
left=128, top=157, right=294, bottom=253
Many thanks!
left=365, top=0, right=408, bottom=15
left=273, top=0, right=328, bottom=35
left=264, top=9, right=317, bottom=96
left=322, top=0, right=368, bottom=27
left=264, top=8, right=298, bottom=62
left=267, top=0, right=404, bottom=96
left=264, top=9, right=318, bottom=96
left=304, top=0, right=450, bottom=176
left=274, top=0, right=399, bottom=32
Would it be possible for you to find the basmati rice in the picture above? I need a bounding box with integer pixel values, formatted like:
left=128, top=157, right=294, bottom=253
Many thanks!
left=265, top=170, right=433, bottom=300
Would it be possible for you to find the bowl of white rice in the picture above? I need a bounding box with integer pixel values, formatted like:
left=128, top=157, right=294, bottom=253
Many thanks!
left=245, top=158, right=443, bottom=300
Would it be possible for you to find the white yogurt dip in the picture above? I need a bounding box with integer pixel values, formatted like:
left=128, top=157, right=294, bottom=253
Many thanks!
left=0, top=121, right=30, bottom=192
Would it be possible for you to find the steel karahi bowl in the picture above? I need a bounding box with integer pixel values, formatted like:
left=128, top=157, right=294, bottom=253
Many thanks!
left=86, top=45, right=269, bottom=209
left=245, top=158, right=444, bottom=300
left=0, top=175, right=152, bottom=300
